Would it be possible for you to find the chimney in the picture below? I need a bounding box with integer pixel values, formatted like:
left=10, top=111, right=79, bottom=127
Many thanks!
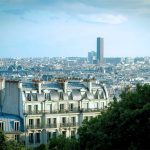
left=18, top=82, right=22, bottom=89
left=0, top=78, right=5, bottom=90
left=32, top=79, right=42, bottom=94
left=64, top=80, right=68, bottom=93
left=38, top=82, right=42, bottom=94
left=87, top=79, right=92, bottom=93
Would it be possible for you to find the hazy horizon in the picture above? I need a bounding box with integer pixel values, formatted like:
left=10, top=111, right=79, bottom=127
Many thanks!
left=0, top=0, right=150, bottom=58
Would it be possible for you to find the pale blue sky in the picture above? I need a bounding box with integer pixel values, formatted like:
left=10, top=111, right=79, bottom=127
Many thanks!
left=0, top=0, right=150, bottom=58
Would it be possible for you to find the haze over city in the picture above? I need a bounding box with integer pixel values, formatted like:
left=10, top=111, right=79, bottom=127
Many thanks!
left=0, top=0, right=150, bottom=58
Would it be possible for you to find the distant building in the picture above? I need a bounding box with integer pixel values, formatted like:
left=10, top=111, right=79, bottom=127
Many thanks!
left=124, top=57, right=134, bottom=64
left=97, top=37, right=104, bottom=64
left=105, top=57, right=122, bottom=65
left=88, top=51, right=96, bottom=64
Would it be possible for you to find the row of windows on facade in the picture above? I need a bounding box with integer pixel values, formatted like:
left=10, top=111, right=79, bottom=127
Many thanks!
left=28, top=131, right=76, bottom=144
left=25, top=91, right=104, bottom=101
left=27, top=103, right=74, bottom=113
left=27, top=115, right=94, bottom=128
left=28, top=117, right=77, bottom=127
left=0, top=121, right=20, bottom=131
left=26, top=102, right=105, bottom=113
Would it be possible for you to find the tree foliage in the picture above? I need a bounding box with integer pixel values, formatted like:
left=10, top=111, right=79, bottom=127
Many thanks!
left=5, top=140, right=25, bottom=150
left=0, top=130, right=25, bottom=150
left=48, top=135, right=79, bottom=150
left=78, top=84, right=150, bottom=150
left=34, top=144, right=47, bottom=150
left=0, top=130, right=7, bottom=150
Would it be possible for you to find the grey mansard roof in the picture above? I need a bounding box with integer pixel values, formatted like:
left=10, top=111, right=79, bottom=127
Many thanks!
left=22, top=80, right=109, bottom=101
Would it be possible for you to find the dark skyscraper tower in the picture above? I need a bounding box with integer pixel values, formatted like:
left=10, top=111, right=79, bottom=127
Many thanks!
left=97, top=37, right=104, bottom=64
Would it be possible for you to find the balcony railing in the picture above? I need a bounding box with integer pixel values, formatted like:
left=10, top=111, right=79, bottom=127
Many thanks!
left=80, top=108, right=103, bottom=113
left=43, top=109, right=79, bottom=114
left=46, top=124, right=57, bottom=128
left=24, top=110, right=43, bottom=115
left=60, top=123, right=79, bottom=127
left=24, top=108, right=104, bottom=115
left=26, top=125, right=42, bottom=129
left=26, top=122, right=79, bottom=129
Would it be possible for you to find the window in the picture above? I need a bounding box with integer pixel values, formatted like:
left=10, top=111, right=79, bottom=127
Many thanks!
left=62, top=117, right=66, bottom=124
left=71, top=117, right=76, bottom=125
left=96, top=102, right=99, bottom=109
left=50, top=104, right=52, bottom=113
left=71, top=131, right=75, bottom=138
left=62, top=131, right=66, bottom=137
left=0, top=122, right=4, bottom=131
left=29, top=133, right=34, bottom=143
left=35, top=133, right=40, bottom=143
left=85, top=116, right=88, bottom=120
left=27, top=93, right=31, bottom=101
left=47, top=132, right=51, bottom=141
left=28, top=105, right=32, bottom=113
left=101, top=102, right=105, bottom=109
left=47, top=118, right=51, bottom=127
left=86, top=103, right=89, bottom=109
left=32, top=93, right=37, bottom=101
left=15, top=134, right=19, bottom=142
left=70, top=103, right=73, bottom=111
left=34, top=105, right=38, bottom=113
left=53, top=132, right=57, bottom=138
left=36, top=119, right=40, bottom=128
left=60, top=92, right=63, bottom=100
left=60, top=104, right=64, bottom=112
left=45, top=93, right=49, bottom=100
left=14, top=121, right=19, bottom=131
left=53, top=118, right=57, bottom=124
left=29, top=119, right=34, bottom=128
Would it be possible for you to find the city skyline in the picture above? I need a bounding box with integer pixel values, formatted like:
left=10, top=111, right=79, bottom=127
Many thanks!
left=0, top=0, right=150, bottom=58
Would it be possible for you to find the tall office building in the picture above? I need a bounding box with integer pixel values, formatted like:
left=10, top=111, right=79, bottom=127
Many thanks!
left=97, top=37, right=104, bottom=64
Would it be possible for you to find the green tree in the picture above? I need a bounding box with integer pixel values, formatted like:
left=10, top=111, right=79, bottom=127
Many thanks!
left=5, top=140, right=26, bottom=150
left=0, top=130, right=7, bottom=150
left=78, top=84, right=150, bottom=150
left=48, top=135, right=79, bottom=150
left=34, top=144, right=47, bottom=150
left=0, top=130, right=26, bottom=150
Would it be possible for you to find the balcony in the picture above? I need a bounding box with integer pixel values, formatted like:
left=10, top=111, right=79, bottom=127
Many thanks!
left=23, top=108, right=103, bottom=115
left=26, top=124, right=42, bottom=129
left=69, top=122, right=79, bottom=127
left=80, top=108, right=103, bottom=113
left=24, top=110, right=43, bottom=115
left=60, top=123, right=79, bottom=128
left=44, top=108, right=79, bottom=114
left=46, top=124, right=57, bottom=128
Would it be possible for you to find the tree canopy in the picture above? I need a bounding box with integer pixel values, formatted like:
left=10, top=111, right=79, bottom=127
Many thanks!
left=48, top=135, right=79, bottom=150
left=78, top=84, right=150, bottom=150
left=0, top=130, right=25, bottom=150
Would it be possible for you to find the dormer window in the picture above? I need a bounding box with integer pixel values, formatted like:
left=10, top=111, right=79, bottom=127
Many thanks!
left=27, top=93, right=31, bottom=101
left=45, top=93, right=49, bottom=100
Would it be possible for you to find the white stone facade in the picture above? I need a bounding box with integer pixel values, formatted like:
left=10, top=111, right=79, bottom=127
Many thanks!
left=0, top=78, right=110, bottom=148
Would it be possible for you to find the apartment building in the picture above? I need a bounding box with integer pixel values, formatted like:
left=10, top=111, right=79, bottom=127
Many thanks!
left=0, top=78, right=110, bottom=148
